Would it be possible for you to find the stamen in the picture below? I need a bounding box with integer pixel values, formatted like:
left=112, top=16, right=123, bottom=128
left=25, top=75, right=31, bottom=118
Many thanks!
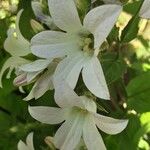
left=78, top=33, right=94, bottom=55
left=84, top=38, right=92, bottom=45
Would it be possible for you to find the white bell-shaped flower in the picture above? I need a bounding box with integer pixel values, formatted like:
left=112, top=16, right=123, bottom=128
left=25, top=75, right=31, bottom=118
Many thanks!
left=30, top=0, right=122, bottom=100
left=29, top=82, right=128, bottom=150
left=0, top=10, right=30, bottom=87
left=14, top=59, right=57, bottom=100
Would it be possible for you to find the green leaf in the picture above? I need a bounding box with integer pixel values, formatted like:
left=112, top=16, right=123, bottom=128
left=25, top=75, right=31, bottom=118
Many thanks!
left=107, top=26, right=120, bottom=44
left=123, top=0, right=143, bottom=15
left=105, top=115, right=141, bottom=150
left=140, top=112, right=150, bottom=125
left=127, top=71, right=150, bottom=113
left=101, top=52, right=127, bottom=84
left=134, top=123, right=150, bottom=144
left=121, top=15, right=140, bottom=43
left=121, top=0, right=144, bottom=43
left=138, top=138, right=150, bottom=150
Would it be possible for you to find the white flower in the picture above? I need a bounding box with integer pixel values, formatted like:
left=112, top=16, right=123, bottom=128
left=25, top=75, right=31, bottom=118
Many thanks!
left=0, top=10, right=30, bottom=87
left=14, top=59, right=57, bottom=100
left=139, top=0, right=150, bottom=19
left=30, top=0, right=122, bottom=100
left=18, top=132, right=34, bottom=150
left=29, top=83, right=128, bottom=150
left=19, top=59, right=52, bottom=82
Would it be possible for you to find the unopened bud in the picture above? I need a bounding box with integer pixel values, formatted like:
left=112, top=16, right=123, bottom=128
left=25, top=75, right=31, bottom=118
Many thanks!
left=30, top=19, right=44, bottom=33
left=13, top=73, right=27, bottom=86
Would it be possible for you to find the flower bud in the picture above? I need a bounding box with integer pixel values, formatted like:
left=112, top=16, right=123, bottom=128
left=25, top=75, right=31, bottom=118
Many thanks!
left=13, top=73, right=27, bottom=86
left=30, top=19, right=44, bottom=33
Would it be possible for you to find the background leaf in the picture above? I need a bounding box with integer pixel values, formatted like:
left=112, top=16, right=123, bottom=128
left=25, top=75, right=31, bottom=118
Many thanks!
left=127, top=71, right=150, bottom=113
left=101, top=52, right=127, bottom=84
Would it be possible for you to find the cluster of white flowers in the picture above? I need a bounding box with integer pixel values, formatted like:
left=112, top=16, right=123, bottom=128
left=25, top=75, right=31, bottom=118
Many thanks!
left=1, top=0, right=150, bottom=149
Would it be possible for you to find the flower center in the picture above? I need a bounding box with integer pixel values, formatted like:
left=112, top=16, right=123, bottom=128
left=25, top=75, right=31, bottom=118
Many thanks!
left=78, top=33, right=94, bottom=55
left=73, top=106, right=89, bottom=115
left=83, top=38, right=92, bottom=52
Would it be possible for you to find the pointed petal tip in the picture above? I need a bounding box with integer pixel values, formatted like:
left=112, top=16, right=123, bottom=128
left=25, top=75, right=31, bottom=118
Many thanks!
left=112, top=119, right=129, bottom=134
left=19, top=9, right=24, bottom=13
left=95, top=113, right=129, bottom=135
left=28, top=105, right=32, bottom=111
left=122, top=119, right=129, bottom=129
left=102, top=91, right=111, bottom=100
left=23, top=97, right=32, bottom=101
left=82, top=56, right=110, bottom=100
left=28, top=105, right=65, bottom=124
left=28, top=132, right=34, bottom=136
left=84, top=3, right=122, bottom=50
left=0, top=84, right=3, bottom=88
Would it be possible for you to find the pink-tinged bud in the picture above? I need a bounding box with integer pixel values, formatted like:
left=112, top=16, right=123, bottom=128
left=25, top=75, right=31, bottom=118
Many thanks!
left=13, top=73, right=27, bottom=86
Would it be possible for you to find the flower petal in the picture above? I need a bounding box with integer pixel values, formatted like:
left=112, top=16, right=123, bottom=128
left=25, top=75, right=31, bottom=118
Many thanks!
left=24, top=67, right=55, bottom=101
left=19, top=59, right=52, bottom=72
left=26, top=71, right=42, bottom=83
left=33, top=71, right=54, bottom=97
left=17, top=140, right=28, bottom=150
left=28, top=106, right=65, bottom=124
left=139, top=0, right=150, bottom=19
left=31, top=1, right=54, bottom=27
left=54, top=51, right=87, bottom=90
left=94, top=113, right=128, bottom=135
left=54, top=110, right=84, bottom=150
left=16, top=9, right=23, bottom=37
left=18, top=133, right=35, bottom=150
left=48, top=0, right=82, bottom=32
left=83, top=114, right=106, bottom=150
left=23, top=85, right=35, bottom=101
left=80, top=96, right=97, bottom=113
left=54, top=81, right=85, bottom=109
left=0, top=57, right=30, bottom=88
left=83, top=4, right=122, bottom=50
left=13, top=73, right=27, bottom=86
left=26, top=132, right=34, bottom=150
left=4, top=10, right=30, bottom=57
left=31, top=31, right=78, bottom=58
left=82, top=56, right=110, bottom=100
